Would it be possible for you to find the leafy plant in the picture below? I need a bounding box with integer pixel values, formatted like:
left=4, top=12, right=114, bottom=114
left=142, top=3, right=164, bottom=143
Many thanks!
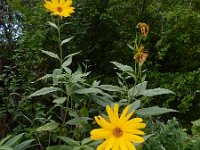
left=0, top=133, right=35, bottom=150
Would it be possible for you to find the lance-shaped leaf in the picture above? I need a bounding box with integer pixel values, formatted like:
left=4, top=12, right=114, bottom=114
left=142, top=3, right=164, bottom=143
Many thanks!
left=139, top=88, right=175, bottom=97
left=63, top=51, right=81, bottom=61
left=37, top=122, right=59, bottom=131
left=127, top=44, right=134, bottom=50
left=5, top=133, right=24, bottom=147
left=62, top=56, right=72, bottom=68
left=61, top=36, right=74, bottom=46
left=136, top=106, right=177, bottom=116
left=74, top=88, right=103, bottom=94
left=29, top=87, right=61, bottom=97
left=128, top=100, right=141, bottom=113
left=41, top=50, right=60, bottom=60
left=13, top=139, right=35, bottom=150
left=98, top=85, right=122, bottom=92
left=48, top=21, right=58, bottom=30
left=53, top=97, right=66, bottom=104
left=111, top=61, right=133, bottom=72
left=66, top=117, right=91, bottom=125
left=47, top=145, right=73, bottom=150
left=57, top=136, right=80, bottom=146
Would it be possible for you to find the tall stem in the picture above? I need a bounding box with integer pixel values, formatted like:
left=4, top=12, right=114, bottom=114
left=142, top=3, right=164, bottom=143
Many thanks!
left=57, top=19, right=63, bottom=68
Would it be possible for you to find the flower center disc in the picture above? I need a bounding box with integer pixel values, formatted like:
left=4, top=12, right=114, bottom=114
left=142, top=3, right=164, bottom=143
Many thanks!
left=113, top=127, right=123, bottom=137
left=57, top=7, right=63, bottom=13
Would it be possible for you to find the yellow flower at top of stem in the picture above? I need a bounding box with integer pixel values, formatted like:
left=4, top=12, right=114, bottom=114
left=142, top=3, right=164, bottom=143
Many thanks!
left=44, top=0, right=74, bottom=18
left=136, top=22, right=149, bottom=37
left=90, top=104, right=146, bottom=150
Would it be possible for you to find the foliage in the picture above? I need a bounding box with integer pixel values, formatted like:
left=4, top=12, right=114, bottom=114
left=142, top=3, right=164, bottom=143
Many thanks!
left=146, top=69, right=200, bottom=114
left=0, top=133, right=34, bottom=150
left=0, top=0, right=200, bottom=149
left=144, top=118, right=200, bottom=150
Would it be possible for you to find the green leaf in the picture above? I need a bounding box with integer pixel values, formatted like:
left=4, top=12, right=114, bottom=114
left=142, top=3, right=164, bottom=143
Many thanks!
left=127, top=44, right=134, bottom=50
left=35, top=74, right=53, bottom=82
left=63, top=66, right=72, bottom=74
left=63, top=51, right=81, bottom=60
left=52, top=97, right=66, bottom=104
left=37, top=122, right=59, bottom=131
left=79, top=145, right=94, bottom=150
left=99, top=85, right=121, bottom=92
left=111, top=61, right=133, bottom=72
left=81, top=138, right=92, bottom=145
left=71, top=72, right=90, bottom=83
left=80, top=107, right=89, bottom=117
left=140, top=88, right=174, bottom=97
left=136, top=106, right=177, bottom=116
left=41, top=50, right=60, bottom=60
left=29, top=87, right=61, bottom=97
left=87, top=140, right=103, bottom=147
left=61, top=36, right=74, bottom=46
left=62, top=56, right=72, bottom=68
left=72, top=146, right=82, bottom=150
left=74, top=88, right=102, bottom=94
left=0, top=146, right=12, bottom=150
left=0, top=135, right=12, bottom=145
left=66, top=117, right=91, bottom=125
left=57, top=136, right=80, bottom=146
left=92, top=97, right=112, bottom=107
left=47, top=145, right=72, bottom=150
left=129, top=100, right=141, bottom=113
left=192, top=119, right=200, bottom=126
left=133, top=81, right=147, bottom=96
left=5, top=133, right=24, bottom=146
left=48, top=21, right=58, bottom=30
left=13, top=139, right=35, bottom=150
left=53, top=69, right=62, bottom=85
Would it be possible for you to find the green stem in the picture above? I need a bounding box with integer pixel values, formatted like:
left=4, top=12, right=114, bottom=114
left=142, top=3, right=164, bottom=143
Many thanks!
left=57, top=19, right=63, bottom=68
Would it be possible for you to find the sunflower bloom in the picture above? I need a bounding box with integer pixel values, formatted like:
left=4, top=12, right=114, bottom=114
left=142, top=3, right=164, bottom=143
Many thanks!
left=44, top=0, right=74, bottom=18
left=90, top=104, right=146, bottom=150
left=136, top=22, right=149, bottom=37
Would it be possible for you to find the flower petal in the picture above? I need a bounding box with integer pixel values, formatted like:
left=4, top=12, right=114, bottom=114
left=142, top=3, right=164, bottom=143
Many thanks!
left=119, top=138, right=128, bottom=150
left=123, top=128, right=145, bottom=135
left=52, top=0, right=59, bottom=6
left=124, top=140, right=136, bottom=150
left=117, top=105, right=131, bottom=126
left=62, top=7, right=74, bottom=17
left=112, top=139, right=119, bottom=150
left=63, top=0, right=73, bottom=7
left=105, top=137, right=116, bottom=150
left=106, top=104, right=119, bottom=125
left=124, top=133, right=144, bottom=143
left=97, top=140, right=108, bottom=150
left=94, top=116, right=113, bottom=130
left=125, top=122, right=146, bottom=130
left=90, top=129, right=111, bottom=140
left=44, top=1, right=56, bottom=12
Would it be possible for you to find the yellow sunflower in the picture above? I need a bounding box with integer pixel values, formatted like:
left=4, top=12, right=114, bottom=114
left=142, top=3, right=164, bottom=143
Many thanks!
left=44, top=0, right=74, bottom=18
left=90, top=104, right=146, bottom=150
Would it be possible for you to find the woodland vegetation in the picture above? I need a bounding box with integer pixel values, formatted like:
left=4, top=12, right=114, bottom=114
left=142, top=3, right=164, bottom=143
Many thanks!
left=0, top=0, right=200, bottom=149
